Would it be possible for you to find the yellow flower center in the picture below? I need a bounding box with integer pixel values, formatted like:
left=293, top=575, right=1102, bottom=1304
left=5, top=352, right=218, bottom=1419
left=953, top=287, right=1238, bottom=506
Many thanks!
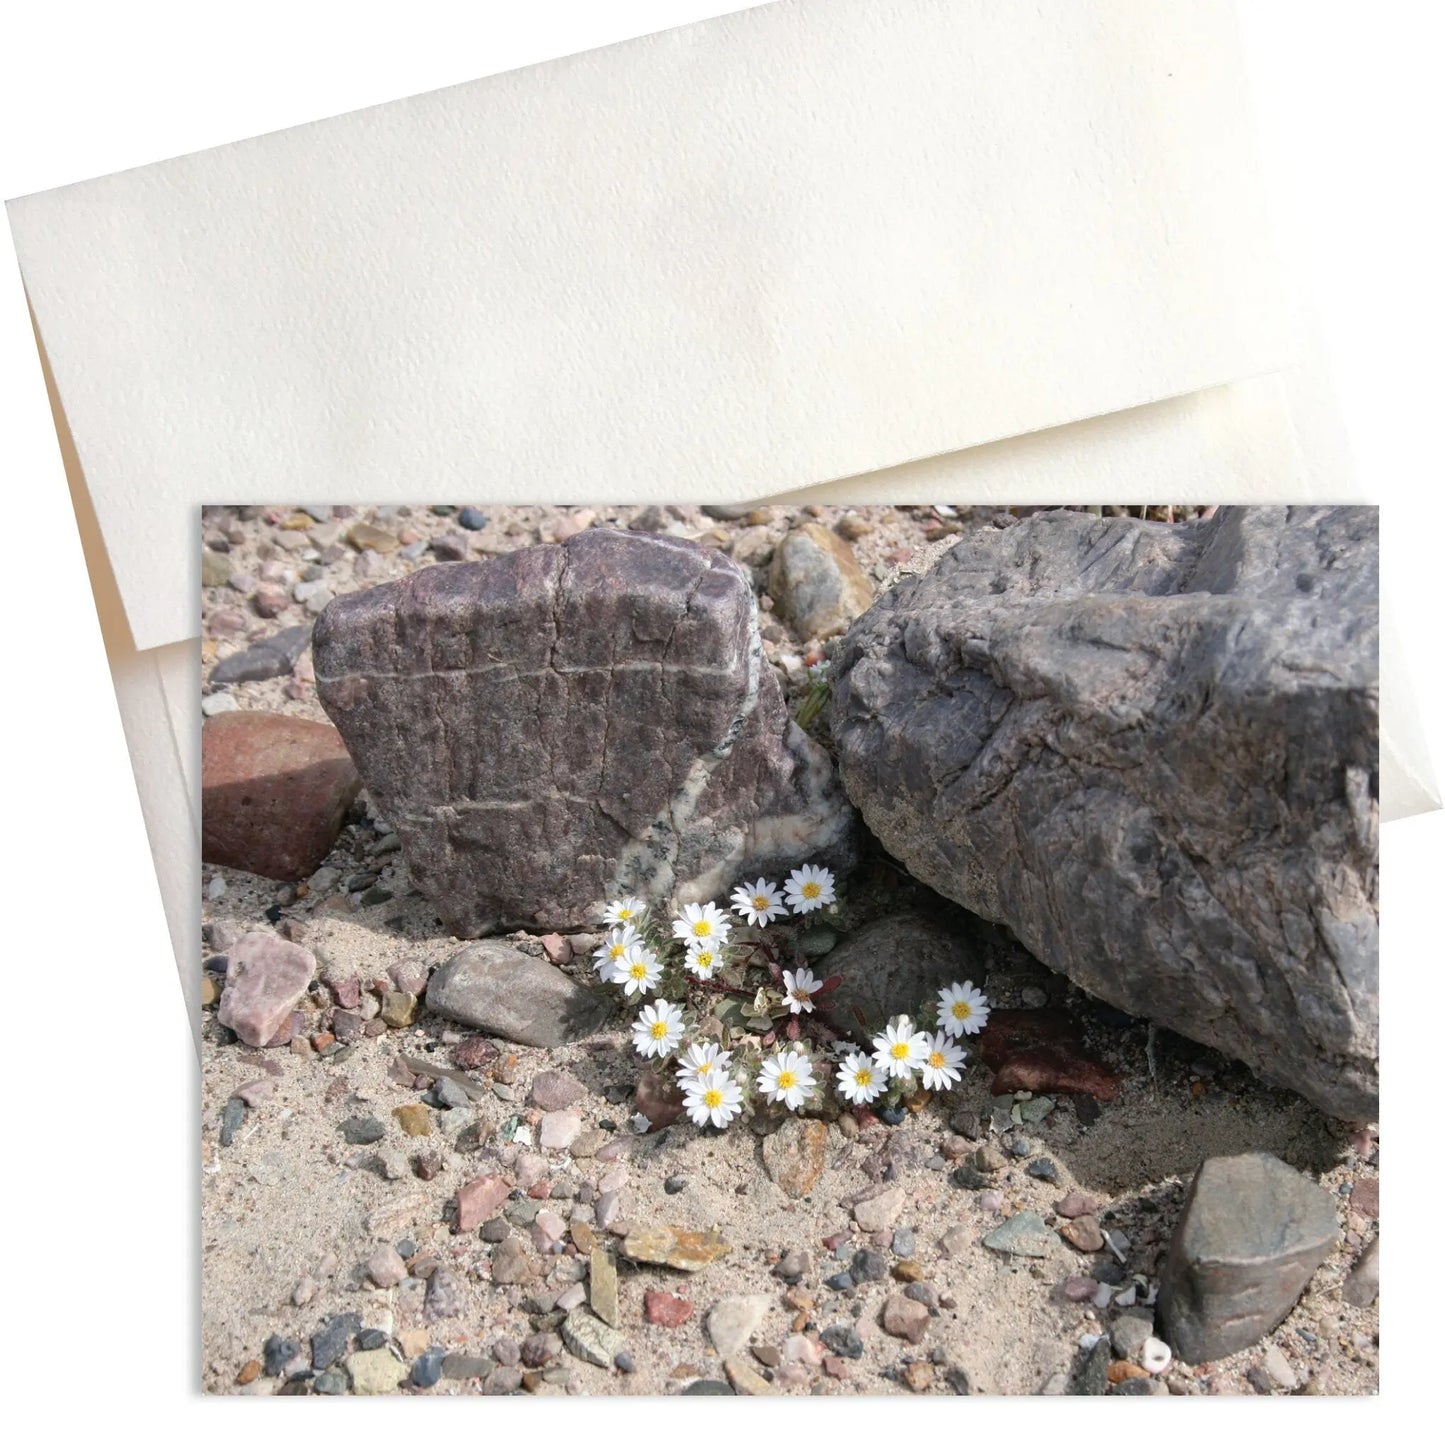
left=629, top=962, right=647, bottom=980
left=752, top=894, right=770, bottom=910
left=703, top=1088, right=722, bottom=1108
left=696, top=1061, right=713, bottom=1077
left=693, top=919, right=712, bottom=938
left=777, top=1070, right=798, bottom=1090
left=891, top=1042, right=911, bottom=1061
left=801, top=881, right=821, bottom=900
left=696, top=950, right=713, bottom=968
left=855, top=1068, right=873, bottom=1087
left=610, top=944, right=627, bottom=961
left=617, top=907, right=633, bottom=921
left=953, top=1000, right=971, bottom=1020
left=650, top=1020, right=668, bottom=1039
left=928, top=1050, right=945, bottom=1068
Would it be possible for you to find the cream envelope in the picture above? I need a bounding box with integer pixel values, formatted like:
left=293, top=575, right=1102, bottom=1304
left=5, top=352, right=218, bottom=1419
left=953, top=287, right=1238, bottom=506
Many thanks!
left=6, top=0, right=1435, bottom=1047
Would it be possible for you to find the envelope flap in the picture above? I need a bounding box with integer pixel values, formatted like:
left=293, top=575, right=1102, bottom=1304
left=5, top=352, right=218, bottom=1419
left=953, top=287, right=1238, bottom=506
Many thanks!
left=7, top=0, right=1292, bottom=652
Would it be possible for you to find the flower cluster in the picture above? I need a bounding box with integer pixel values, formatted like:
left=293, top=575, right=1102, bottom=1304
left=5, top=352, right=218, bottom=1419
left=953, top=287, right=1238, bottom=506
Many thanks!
left=591, top=865, right=991, bottom=1132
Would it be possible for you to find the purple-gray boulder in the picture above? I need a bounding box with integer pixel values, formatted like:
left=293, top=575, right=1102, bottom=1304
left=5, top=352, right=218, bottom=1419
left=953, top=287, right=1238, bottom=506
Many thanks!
left=830, top=506, right=1378, bottom=1120
left=313, top=529, right=856, bottom=936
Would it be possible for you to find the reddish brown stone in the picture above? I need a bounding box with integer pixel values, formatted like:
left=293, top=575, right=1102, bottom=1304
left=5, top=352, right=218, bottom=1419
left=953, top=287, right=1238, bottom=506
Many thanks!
left=452, top=1037, right=500, bottom=1071
left=635, top=1067, right=686, bottom=1130
left=991, top=1047, right=1121, bottom=1102
left=1349, top=1178, right=1379, bottom=1220
left=202, top=711, right=360, bottom=880
left=979, top=1009, right=1122, bottom=1102
left=1060, top=1215, right=1105, bottom=1253
left=455, top=1173, right=512, bottom=1232
left=643, top=1290, right=694, bottom=1327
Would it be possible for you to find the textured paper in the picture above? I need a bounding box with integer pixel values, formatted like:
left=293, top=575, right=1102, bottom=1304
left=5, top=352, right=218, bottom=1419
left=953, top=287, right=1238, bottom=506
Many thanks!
left=9, top=0, right=1294, bottom=654
left=5, top=0, right=1433, bottom=1032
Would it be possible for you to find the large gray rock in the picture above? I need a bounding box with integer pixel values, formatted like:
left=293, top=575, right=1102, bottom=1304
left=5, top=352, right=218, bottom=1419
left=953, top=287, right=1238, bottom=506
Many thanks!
left=830, top=507, right=1378, bottom=1119
left=314, top=528, right=856, bottom=936
left=1158, top=1151, right=1337, bottom=1363
left=425, top=942, right=610, bottom=1047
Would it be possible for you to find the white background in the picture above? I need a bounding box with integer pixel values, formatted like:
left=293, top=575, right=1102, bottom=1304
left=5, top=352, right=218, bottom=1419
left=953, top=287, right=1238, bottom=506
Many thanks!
left=0, top=1, right=1435, bottom=1421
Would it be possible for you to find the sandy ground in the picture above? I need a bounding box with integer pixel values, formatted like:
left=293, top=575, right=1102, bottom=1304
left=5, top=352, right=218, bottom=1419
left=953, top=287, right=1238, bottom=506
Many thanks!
left=200, top=503, right=1378, bottom=1396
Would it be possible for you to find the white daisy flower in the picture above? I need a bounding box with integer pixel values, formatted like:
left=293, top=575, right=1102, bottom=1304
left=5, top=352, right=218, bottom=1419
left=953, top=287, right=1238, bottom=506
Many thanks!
left=872, top=1014, right=930, bottom=1078
left=592, top=925, right=640, bottom=978
left=919, top=1030, right=967, bottom=1091
left=936, top=980, right=991, bottom=1037
left=671, top=901, right=732, bottom=951
left=836, top=1051, right=884, bottom=1105
left=684, top=944, right=724, bottom=980
left=730, top=878, right=787, bottom=927
left=601, top=895, right=647, bottom=927
left=614, top=946, right=664, bottom=996
left=631, top=998, right=686, bottom=1058
left=783, top=863, right=835, bottom=914
left=756, top=1049, right=818, bottom=1111
left=682, top=1069, right=744, bottom=1129
left=782, top=967, right=825, bottom=1014
left=676, top=1041, right=732, bottom=1088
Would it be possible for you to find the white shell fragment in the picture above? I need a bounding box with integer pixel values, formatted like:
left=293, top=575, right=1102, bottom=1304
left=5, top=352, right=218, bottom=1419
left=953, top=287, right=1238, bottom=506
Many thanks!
left=1141, top=1337, right=1172, bottom=1374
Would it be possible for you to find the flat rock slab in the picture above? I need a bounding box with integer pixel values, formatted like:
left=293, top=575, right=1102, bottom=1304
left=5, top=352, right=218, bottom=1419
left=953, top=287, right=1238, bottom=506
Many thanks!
left=1158, top=1151, right=1338, bottom=1363
left=210, top=622, right=312, bottom=684
left=623, top=1226, right=732, bottom=1272
left=313, top=528, right=857, bottom=937
left=706, top=1294, right=770, bottom=1356
left=831, top=506, right=1378, bottom=1120
left=982, top=1211, right=1054, bottom=1258
left=202, top=711, right=361, bottom=881
left=818, top=913, right=985, bottom=1041
left=346, top=1347, right=406, bottom=1395
left=425, top=942, right=610, bottom=1047
left=852, top=1184, right=905, bottom=1233
left=216, top=932, right=316, bottom=1047
left=561, top=1308, right=625, bottom=1368
left=762, top=1117, right=828, bottom=1198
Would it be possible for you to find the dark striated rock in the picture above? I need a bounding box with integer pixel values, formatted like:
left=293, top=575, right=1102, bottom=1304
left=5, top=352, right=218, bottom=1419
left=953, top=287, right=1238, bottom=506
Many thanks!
left=313, top=529, right=856, bottom=937
left=816, top=913, right=984, bottom=1041
left=425, top=943, right=609, bottom=1047
left=216, top=932, right=316, bottom=1047
left=263, top=1335, right=301, bottom=1378
left=202, top=711, right=361, bottom=880
left=311, top=1312, right=361, bottom=1371
left=1158, top=1151, right=1338, bottom=1362
left=211, top=623, right=313, bottom=684
left=831, top=507, right=1378, bottom=1120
